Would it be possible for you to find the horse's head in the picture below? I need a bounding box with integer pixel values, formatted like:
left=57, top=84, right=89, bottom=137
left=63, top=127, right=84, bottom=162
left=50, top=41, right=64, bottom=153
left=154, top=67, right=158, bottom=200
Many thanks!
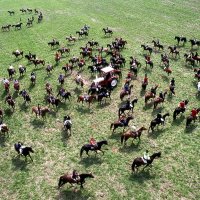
left=151, top=152, right=161, bottom=159
left=140, top=127, right=147, bottom=131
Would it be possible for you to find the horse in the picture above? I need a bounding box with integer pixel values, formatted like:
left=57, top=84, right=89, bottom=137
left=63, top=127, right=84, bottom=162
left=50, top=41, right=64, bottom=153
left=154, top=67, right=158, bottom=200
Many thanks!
left=66, top=36, right=76, bottom=43
left=5, top=98, right=15, bottom=111
left=46, top=96, right=61, bottom=109
left=14, top=143, right=34, bottom=162
left=32, top=106, right=50, bottom=118
left=58, top=47, right=70, bottom=56
left=55, top=54, right=61, bottom=64
left=12, top=22, right=23, bottom=30
left=80, top=51, right=92, bottom=58
left=57, top=89, right=71, bottom=101
left=19, top=66, right=26, bottom=76
left=189, top=39, right=200, bottom=49
left=160, top=54, right=169, bottom=67
left=77, top=95, right=96, bottom=108
left=153, top=91, right=168, bottom=109
left=45, top=83, right=53, bottom=95
left=168, top=46, right=180, bottom=58
left=76, top=31, right=88, bottom=38
left=7, top=68, right=16, bottom=79
left=45, top=65, right=54, bottom=75
left=145, top=55, right=154, bottom=68
left=144, top=85, right=159, bottom=104
left=173, top=100, right=189, bottom=120
left=121, top=127, right=147, bottom=145
left=63, top=120, right=72, bottom=135
left=194, top=68, right=200, bottom=80
left=141, top=44, right=153, bottom=55
left=118, top=98, right=138, bottom=117
left=12, top=50, right=23, bottom=58
left=27, top=8, right=33, bottom=13
left=20, top=8, right=26, bottom=13
left=14, top=81, right=20, bottom=92
left=102, top=28, right=113, bottom=36
left=186, top=108, right=200, bottom=127
left=69, top=57, right=79, bottom=65
left=184, top=54, right=195, bottom=67
left=97, top=90, right=111, bottom=104
left=110, top=116, right=133, bottom=133
left=175, top=36, right=187, bottom=46
left=131, top=152, right=161, bottom=172
left=4, top=82, right=10, bottom=92
left=19, top=90, right=31, bottom=104
left=80, top=140, right=108, bottom=157
left=152, top=40, right=164, bottom=51
left=0, top=123, right=9, bottom=137
left=8, top=10, right=15, bottom=15
left=120, top=85, right=133, bottom=101
left=25, top=54, right=36, bottom=61
left=75, top=77, right=84, bottom=88
left=48, top=41, right=60, bottom=48
left=2, top=24, right=11, bottom=31
left=58, top=75, right=65, bottom=85
left=30, top=73, right=36, bottom=85
left=148, top=113, right=170, bottom=133
left=87, top=41, right=99, bottom=48
left=30, top=59, right=45, bottom=67
left=62, top=64, right=73, bottom=75
left=58, top=173, right=94, bottom=189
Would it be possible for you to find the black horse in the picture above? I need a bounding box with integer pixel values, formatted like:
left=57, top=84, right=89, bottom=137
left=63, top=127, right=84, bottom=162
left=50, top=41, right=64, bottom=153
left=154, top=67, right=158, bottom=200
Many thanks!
left=25, top=53, right=36, bottom=61
left=148, top=113, right=170, bottom=133
left=97, top=90, right=111, bottom=104
left=8, top=10, right=15, bottom=15
left=173, top=100, right=189, bottom=120
left=12, top=22, right=23, bottom=30
left=76, top=31, right=88, bottom=38
left=189, top=39, right=200, bottom=48
left=102, top=28, right=113, bottom=36
left=19, top=90, right=31, bottom=104
left=2, top=24, right=11, bottom=31
left=18, top=66, right=26, bottom=76
left=80, top=140, right=108, bottom=157
left=14, top=142, right=34, bottom=162
left=57, top=89, right=71, bottom=101
left=152, top=40, right=164, bottom=51
left=118, top=98, right=138, bottom=117
left=132, top=152, right=161, bottom=172
left=175, top=36, right=187, bottom=46
left=48, top=41, right=60, bottom=48
left=141, top=44, right=153, bottom=55
left=46, top=96, right=61, bottom=109
left=168, top=46, right=180, bottom=58
left=87, top=41, right=99, bottom=47
left=58, top=173, right=94, bottom=189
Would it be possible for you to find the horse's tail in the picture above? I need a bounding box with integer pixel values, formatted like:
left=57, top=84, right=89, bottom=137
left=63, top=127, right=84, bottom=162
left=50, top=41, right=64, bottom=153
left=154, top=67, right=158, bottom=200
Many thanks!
left=121, top=134, right=125, bottom=144
left=173, top=110, right=177, bottom=120
left=131, top=161, right=136, bottom=172
left=110, top=123, right=113, bottom=130
left=80, top=146, right=84, bottom=157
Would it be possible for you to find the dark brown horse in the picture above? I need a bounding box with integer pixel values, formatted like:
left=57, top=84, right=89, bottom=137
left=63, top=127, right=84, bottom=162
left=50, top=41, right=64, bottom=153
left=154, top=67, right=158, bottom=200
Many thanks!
left=152, top=40, right=164, bottom=51
left=153, top=91, right=167, bottom=109
left=110, top=116, right=133, bottom=133
left=0, top=123, right=9, bottom=137
left=14, top=81, right=20, bottom=92
left=186, top=108, right=200, bottom=127
left=141, top=44, right=153, bottom=55
left=58, top=172, right=94, bottom=189
left=132, top=152, right=161, bottom=172
left=168, top=46, right=180, bottom=58
left=102, top=28, right=113, bottom=36
left=175, top=36, right=187, bottom=46
left=77, top=95, right=96, bottom=108
left=5, top=98, right=15, bottom=111
left=19, top=66, right=26, bottom=76
left=121, top=127, right=147, bottom=145
left=45, top=83, right=53, bottom=95
left=120, top=85, right=133, bottom=101
left=58, top=47, right=70, bottom=56
left=30, top=59, right=45, bottom=67
left=144, top=85, right=159, bottom=104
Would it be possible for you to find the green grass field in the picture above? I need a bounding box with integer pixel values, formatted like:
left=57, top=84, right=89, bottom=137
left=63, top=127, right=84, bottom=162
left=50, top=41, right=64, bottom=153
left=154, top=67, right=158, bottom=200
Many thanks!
left=0, top=0, right=199, bottom=199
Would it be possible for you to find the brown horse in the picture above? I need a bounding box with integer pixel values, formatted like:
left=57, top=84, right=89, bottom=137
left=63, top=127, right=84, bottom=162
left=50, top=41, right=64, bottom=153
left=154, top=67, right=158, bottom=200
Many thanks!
left=132, top=152, right=161, bottom=172
left=120, top=85, right=133, bottom=101
left=168, top=46, right=180, bottom=58
left=153, top=91, right=167, bottom=109
left=4, top=82, right=10, bottom=92
left=30, top=59, right=45, bottom=67
left=5, top=98, right=15, bottom=111
left=77, top=95, right=96, bottom=108
left=186, top=108, right=200, bottom=127
left=66, top=36, right=76, bottom=43
left=58, top=172, right=94, bottom=189
left=110, top=116, right=133, bottom=133
left=58, top=47, right=70, bottom=56
left=144, top=85, right=159, bottom=104
left=32, top=106, right=50, bottom=118
left=14, top=82, right=20, bottom=92
left=121, top=127, right=147, bottom=145
left=0, top=123, right=9, bottom=137
left=45, top=83, right=53, bottom=95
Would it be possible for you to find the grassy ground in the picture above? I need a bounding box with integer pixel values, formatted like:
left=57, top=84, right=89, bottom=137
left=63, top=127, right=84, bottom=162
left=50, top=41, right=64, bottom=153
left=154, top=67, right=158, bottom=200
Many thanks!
left=0, top=0, right=199, bottom=200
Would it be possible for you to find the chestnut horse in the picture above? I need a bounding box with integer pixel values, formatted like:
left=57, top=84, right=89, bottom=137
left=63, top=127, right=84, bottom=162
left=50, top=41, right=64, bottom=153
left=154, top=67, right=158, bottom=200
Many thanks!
left=32, top=106, right=50, bottom=118
left=186, top=108, right=200, bottom=127
left=121, top=127, right=147, bottom=145
left=14, top=82, right=20, bottom=92
left=120, top=85, right=133, bottom=101
left=58, top=173, right=94, bottom=189
left=110, top=116, right=133, bottom=133
left=153, top=91, right=167, bottom=109
left=77, top=95, right=96, bottom=108
left=144, top=85, right=159, bottom=104
left=5, top=98, right=15, bottom=111
left=131, top=152, right=161, bottom=172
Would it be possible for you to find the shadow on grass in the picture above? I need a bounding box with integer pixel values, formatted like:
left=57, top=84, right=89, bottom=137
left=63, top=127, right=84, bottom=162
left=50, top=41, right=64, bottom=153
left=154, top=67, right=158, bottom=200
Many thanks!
left=140, top=89, right=145, bottom=97
left=184, top=124, right=198, bottom=133
left=19, top=102, right=29, bottom=112
left=79, top=156, right=103, bottom=167
left=129, top=169, right=156, bottom=183
left=148, top=127, right=166, bottom=139
left=11, top=157, right=30, bottom=171
left=0, top=135, right=7, bottom=147
left=142, top=102, right=153, bottom=111
left=171, top=115, right=185, bottom=126
left=30, top=118, right=45, bottom=128
left=151, top=106, right=164, bottom=116
left=4, top=108, right=14, bottom=117
left=75, top=106, right=93, bottom=114
left=61, top=129, right=71, bottom=147
left=119, top=140, right=141, bottom=153
left=58, top=189, right=93, bottom=200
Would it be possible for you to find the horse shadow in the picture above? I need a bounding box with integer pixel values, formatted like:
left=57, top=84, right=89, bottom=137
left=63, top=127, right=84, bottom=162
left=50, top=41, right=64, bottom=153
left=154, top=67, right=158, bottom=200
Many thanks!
left=19, top=102, right=29, bottom=112
left=151, top=107, right=164, bottom=116
left=57, top=189, right=93, bottom=200
left=11, top=157, right=30, bottom=171
left=142, top=102, right=153, bottom=111
left=119, top=141, right=141, bottom=153
left=0, top=135, right=7, bottom=147
left=171, top=115, right=185, bottom=126
left=18, top=75, right=25, bottom=80
left=148, top=127, right=167, bottom=139
left=161, top=75, right=169, bottom=82
left=79, top=156, right=103, bottom=167
left=61, top=129, right=71, bottom=147
left=30, top=118, right=45, bottom=128
left=184, top=124, right=198, bottom=133
left=166, top=94, right=173, bottom=102
left=75, top=106, right=92, bottom=114
left=73, top=87, right=82, bottom=95
left=96, top=101, right=110, bottom=108
left=129, top=169, right=156, bottom=183
left=4, top=108, right=14, bottom=116
left=140, top=89, right=145, bottom=97
left=28, top=83, right=35, bottom=91
left=109, top=131, right=122, bottom=140
left=1, top=90, right=8, bottom=98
